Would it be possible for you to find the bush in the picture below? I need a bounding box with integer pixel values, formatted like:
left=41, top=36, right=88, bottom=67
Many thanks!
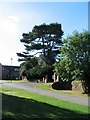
left=51, top=81, right=72, bottom=90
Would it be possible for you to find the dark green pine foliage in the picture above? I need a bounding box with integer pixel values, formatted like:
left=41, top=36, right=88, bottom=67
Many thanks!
left=17, top=23, right=63, bottom=80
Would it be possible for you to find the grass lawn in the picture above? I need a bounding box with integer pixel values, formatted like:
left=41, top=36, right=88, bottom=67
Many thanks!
left=0, top=80, right=28, bottom=83
left=35, top=83, right=89, bottom=97
left=1, top=85, right=89, bottom=120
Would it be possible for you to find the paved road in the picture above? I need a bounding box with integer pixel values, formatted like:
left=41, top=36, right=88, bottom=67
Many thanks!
left=1, top=82, right=90, bottom=106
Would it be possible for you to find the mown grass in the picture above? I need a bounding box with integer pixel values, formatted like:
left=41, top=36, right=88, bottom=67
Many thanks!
left=35, top=83, right=89, bottom=97
left=1, top=85, right=89, bottom=120
left=0, top=80, right=28, bottom=83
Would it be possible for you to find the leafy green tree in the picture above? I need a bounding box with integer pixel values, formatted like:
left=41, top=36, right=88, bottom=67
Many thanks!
left=17, top=23, right=63, bottom=80
left=19, top=57, right=38, bottom=78
left=54, top=31, right=90, bottom=93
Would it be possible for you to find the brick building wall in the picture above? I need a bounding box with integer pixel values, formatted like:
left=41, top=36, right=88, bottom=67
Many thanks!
left=2, top=65, right=20, bottom=80
left=0, top=63, right=20, bottom=80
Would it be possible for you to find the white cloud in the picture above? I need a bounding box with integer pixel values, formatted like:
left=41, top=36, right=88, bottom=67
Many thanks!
left=0, top=15, right=23, bottom=66
left=1, top=16, right=19, bottom=35
left=8, top=16, right=20, bottom=23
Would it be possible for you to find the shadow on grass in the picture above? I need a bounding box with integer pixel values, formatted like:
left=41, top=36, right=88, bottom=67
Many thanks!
left=2, top=93, right=88, bottom=120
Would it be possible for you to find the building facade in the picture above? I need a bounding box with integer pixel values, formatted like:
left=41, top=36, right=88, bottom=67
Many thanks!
left=0, top=63, right=20, bottom=80
left=0, top=63, right=2, bottom=80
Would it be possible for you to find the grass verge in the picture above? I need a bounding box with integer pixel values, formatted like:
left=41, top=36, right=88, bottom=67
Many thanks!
left=0, top=80, right=28, bottom=83
left=1, top=85, right=89, bottom=120
left=35, top=83, right=89, bottom=97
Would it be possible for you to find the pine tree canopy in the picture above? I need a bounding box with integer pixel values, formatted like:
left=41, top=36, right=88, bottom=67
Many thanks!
left=17, top=23, right=64, bottom=63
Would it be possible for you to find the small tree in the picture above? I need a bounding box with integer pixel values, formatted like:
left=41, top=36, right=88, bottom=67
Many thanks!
left=54, top=31, right=90, bottom=93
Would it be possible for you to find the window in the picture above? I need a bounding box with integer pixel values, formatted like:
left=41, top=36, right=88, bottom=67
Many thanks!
left=15, top=68, right=19, bottom=71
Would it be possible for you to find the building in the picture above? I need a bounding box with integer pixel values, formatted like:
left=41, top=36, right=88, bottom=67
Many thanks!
left=0, top=63, right=20, bottom=80
left=0, top=63, right=2, bottom=80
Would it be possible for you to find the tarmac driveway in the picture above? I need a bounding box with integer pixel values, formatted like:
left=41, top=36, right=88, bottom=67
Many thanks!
left=1, top=82, right=90, bottom=106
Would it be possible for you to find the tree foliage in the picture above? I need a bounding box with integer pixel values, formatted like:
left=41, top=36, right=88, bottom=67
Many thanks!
left=17, top=23, right=63, bottom=63
left=17, top=23, right=63, bottom=80
left=54, top=31, right=90, bottom=93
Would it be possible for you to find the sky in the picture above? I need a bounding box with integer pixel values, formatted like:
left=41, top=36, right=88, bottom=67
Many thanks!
left=0, top=1, right=88, bottom=66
